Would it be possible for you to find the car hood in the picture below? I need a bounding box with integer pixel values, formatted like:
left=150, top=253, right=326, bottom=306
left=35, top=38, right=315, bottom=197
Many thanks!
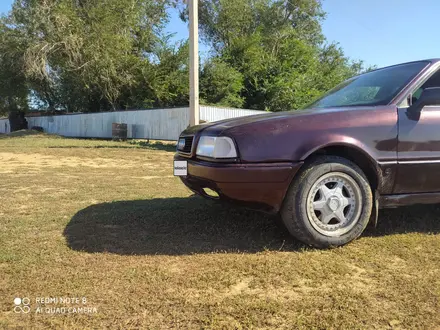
left=194, top=106, right=369, bottom=135
left=180, top=104, right=398, bottom=163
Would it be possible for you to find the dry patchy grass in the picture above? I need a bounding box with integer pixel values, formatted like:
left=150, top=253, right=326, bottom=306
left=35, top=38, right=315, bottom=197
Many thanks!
left=1, top=132, right=440, bottom=329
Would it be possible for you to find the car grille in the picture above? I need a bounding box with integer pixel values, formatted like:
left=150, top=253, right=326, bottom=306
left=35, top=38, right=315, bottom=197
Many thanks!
left=180, top=136, right=194, bottom=154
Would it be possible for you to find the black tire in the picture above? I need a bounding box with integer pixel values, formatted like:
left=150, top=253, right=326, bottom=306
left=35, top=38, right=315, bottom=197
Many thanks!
left=280, top=156, right=373, bottom=248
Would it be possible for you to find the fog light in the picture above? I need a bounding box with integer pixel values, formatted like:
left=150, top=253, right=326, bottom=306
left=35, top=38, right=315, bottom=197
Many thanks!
left=203, top=188, right=219, bottom=198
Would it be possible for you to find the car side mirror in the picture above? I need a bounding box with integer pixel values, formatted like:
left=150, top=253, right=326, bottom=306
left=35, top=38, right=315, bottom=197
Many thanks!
left=409, top=87, right=440, bottom=113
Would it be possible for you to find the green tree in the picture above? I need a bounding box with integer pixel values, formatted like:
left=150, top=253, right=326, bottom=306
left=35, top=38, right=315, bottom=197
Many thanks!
left=2, top=0, right=189, bottom=113
left=0, top=16, right=28, bottom=117
left=0, top=0, right=372, bottom=116
left=0, top=15, right=29, bottom=133
left=183, top=0, right=365, bottom=111
left=200, top=58, right=244, bottom=107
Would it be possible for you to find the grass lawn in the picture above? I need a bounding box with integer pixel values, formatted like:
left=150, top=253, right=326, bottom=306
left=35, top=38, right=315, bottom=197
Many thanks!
left=1, top=132, right=440, bottom=329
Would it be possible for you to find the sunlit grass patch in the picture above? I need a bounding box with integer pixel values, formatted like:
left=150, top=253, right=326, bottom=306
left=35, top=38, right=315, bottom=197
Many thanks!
left=1, top=134, right=440, bottom=329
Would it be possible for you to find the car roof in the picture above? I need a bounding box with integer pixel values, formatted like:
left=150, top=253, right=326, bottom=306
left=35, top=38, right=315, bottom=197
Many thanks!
left=372, top=59, right=440, bottom=72
left=349, top=59, right=439, bottom=80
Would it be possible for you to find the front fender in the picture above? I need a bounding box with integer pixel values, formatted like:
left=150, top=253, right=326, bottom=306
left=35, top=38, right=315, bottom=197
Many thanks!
left=298, top=134, right=377, bottom=162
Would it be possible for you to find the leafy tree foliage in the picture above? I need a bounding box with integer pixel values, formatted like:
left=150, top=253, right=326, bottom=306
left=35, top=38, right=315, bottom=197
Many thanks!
left=1, top=0, right=189, bottom=114
left=0, top=15, right=28, bottom=117
left=0, top=0, right=370, bottom=115
left=193, top=0, right=367, bottom=111
left=200, top=59, right=244, bottom=107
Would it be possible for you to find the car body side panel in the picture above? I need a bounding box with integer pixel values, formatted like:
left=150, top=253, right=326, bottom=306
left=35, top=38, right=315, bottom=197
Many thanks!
left=218, top=106, right=398, bottom=194
left=395, top=106, right=440, bottom=193
left=222, top=106, right=398, bottom=164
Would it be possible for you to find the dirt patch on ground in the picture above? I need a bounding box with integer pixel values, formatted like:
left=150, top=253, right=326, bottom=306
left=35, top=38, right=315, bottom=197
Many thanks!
left=0, top=152, right=165, bottom=170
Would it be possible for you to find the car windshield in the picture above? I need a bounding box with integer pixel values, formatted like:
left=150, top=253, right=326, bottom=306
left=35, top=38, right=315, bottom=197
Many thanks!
left=307, top=61, right=429, bottom=109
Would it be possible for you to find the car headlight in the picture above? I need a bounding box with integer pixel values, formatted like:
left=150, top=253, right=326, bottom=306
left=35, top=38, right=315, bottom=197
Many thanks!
left=196, top=136, right=238, bottom=159
left=177, top=138, right=186, bottom=151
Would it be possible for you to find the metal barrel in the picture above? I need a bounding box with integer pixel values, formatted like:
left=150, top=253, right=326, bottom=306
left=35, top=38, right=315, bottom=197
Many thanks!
left=112, top=123, right=128, bottom=141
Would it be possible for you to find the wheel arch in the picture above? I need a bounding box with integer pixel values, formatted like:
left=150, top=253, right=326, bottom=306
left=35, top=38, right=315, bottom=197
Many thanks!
left=300, top=143, right=381, bottom=191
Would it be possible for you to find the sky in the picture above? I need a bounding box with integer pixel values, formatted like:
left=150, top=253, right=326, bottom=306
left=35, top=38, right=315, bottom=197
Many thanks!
left=2, top=0, right=440, bottom=68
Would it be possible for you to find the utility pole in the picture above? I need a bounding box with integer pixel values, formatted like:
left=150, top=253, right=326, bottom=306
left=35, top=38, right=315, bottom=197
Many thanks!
left=189, top=0, right=199, bottom=126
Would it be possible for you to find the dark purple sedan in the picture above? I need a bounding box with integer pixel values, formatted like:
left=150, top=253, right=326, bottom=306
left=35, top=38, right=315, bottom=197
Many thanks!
left=175, top=59, right=440, bottom=248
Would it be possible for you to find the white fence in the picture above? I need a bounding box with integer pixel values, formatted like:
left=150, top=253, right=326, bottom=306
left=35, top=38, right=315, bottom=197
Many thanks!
left=0, top=106, right=263, bottom=140
left=201, top=105, right=264, bottom=122
left=0, top=118, right=10, bottom=134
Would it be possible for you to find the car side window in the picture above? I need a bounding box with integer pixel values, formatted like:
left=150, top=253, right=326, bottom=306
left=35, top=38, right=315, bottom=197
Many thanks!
left=412, top=88, right=423, bottom=100
left=411, top=70, right=440, bottom=104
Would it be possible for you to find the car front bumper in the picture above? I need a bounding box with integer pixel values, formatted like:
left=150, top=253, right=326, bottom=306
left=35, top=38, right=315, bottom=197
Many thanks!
left=175, top=155, right=303, bottom=213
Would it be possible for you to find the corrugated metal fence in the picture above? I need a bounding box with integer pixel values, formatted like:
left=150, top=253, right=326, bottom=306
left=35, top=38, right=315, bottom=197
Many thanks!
left=201, top=106, right=264, bottom=122
left=0, top=106, right=264, bottom=140
left=0, top=118, right=9, bottom=134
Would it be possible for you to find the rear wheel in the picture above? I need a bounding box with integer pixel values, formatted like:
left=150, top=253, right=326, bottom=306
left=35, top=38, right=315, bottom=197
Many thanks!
left=281, top=156, right=373, bottom=248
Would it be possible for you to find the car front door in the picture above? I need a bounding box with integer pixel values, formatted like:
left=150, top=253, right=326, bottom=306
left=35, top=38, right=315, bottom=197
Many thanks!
left=395, top=70, right=440, bottom=193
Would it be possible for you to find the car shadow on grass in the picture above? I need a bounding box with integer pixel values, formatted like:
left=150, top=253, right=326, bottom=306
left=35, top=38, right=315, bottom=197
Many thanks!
left=64, top=196, right=304, bottom=255
left=64, top=197, right=440, bottom=255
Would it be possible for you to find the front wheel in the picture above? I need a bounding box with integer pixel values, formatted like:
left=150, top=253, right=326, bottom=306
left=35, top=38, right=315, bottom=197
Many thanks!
left=280, top=156, right=373, bottom=248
